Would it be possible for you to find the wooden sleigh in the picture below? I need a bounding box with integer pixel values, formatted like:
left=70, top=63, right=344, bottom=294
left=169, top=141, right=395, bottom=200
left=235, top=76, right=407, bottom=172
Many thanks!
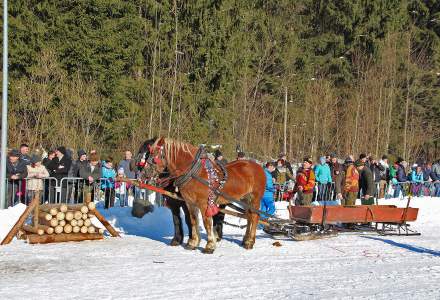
left=265, top=197, right=420, bottom=240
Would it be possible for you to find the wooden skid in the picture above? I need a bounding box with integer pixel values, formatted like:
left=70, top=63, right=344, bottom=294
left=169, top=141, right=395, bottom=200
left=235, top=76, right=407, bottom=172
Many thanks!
left=288, top=205, right=419, bottom=224
left=26, top=233, right=104, bottom=244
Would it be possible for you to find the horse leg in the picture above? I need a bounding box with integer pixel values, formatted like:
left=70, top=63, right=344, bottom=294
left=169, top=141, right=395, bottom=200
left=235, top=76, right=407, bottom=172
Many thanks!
left=243, top=193, right=261, bottom=250
left=240, top=194, right=253, bottom=247
left=185, top=203, right=200, bottom=250
left=168, top=199, right=183, bottom=246
left=201, top=211, right=216, bottom=254
left=182, top=202, right=193, bottom=240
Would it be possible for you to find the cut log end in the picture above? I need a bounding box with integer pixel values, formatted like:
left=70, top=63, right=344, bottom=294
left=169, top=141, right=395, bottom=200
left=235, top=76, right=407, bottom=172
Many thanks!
left=59, top=220, right=66, bottom=227
left=81, top=206, right=89, bottom=214
left=56, top=212, right=65, bottom=221
left=87, top=226, right=96, bottom=234
left=60, top=204, right=68, bottom=213
left=54, top=225, right=64, bottom=234
left=77, top=219, right=84, bottom=227
left=64, top=224, right=73, bottom=234
left=84, top=219, right=92, bottom=227
left=70, top=219, right=78, bottom=227
left=80, top=226, right=88, bottom=234
left=87, top=202, right=96, bottom=211
left=72, top=226, right=80, bottom=233
left=74, top=211, right=83, bottom=220
left=65, top=211, right=74, bottom=221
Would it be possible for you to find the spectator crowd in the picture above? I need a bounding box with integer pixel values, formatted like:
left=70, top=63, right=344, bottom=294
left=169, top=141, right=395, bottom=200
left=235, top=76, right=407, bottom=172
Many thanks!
left=4, top=144, right=440, bottom=216
left=5, top=144, right=138, bottom=208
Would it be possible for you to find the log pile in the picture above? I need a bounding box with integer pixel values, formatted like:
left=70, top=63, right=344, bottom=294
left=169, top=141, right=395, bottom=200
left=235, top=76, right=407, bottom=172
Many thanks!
left=1, top=192, right=120, bottom=246
left=22, top=202, right=107, bottom=244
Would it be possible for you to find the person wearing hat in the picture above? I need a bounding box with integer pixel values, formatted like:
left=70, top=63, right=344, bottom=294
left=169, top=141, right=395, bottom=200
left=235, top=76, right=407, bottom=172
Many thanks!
left=214, top=149, right=228, bottom=166
left=343, top=157, right=359, bottom=206
left=68, top=149, right=88, bottom=202
left=356, top=160, right=375, bottom=205
left=54, top=146, right=72, bottom=202
left=6, top=149, right=28, bottom=206
left=294, top=157, right=316, bottom=206
left=236, top=151, right=246, bottom=160
left=26, top=154, right=49, bottom=203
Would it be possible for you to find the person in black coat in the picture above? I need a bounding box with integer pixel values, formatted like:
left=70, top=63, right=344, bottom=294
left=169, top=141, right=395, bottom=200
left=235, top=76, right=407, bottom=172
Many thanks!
left=69, top=149, right=89, bottom=203
left=6, top=150, right=28, bottom=206
left=356, top=161, right=375, bottom=205
left=53, top=146, right=72, bottom=202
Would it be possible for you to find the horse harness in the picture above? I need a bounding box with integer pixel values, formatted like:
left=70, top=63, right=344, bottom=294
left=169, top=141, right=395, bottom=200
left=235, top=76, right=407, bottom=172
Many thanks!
left=148, top=144, right=229, bottom=215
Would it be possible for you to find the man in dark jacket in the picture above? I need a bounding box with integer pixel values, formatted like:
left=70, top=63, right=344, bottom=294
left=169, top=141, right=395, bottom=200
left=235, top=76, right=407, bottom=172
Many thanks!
left=393, top=157, right=408, bottom=198
left=53, top=146, right=72, bottom=202
left=329, top=156, right=344, bottom=202
left=69, top=149, right=88, bottom=203
left=7, top=150, right=28, bottom=206
left=19, top=143, right=31, bottom=166
left=79, top=153, right=101, bottom=202
left=279, top=153, right=293, bottom=175
left=368, top=156, right=384, bottom=198
left=356, top=161, right=375, bottom=205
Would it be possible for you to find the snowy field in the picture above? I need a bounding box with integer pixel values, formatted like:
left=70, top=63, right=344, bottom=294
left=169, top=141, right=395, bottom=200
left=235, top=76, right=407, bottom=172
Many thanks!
left=1, top=197, right=440, bottom=300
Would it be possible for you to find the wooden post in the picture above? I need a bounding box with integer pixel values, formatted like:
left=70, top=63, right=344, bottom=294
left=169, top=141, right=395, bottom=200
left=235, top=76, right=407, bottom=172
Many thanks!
left=33, top=192, right=40, bottom=227
left=1, top=196, right=39, bottom=245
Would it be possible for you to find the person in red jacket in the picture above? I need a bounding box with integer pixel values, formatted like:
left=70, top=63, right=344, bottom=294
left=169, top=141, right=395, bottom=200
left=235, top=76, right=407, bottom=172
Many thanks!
left=294, top=157, right=316, bottom=206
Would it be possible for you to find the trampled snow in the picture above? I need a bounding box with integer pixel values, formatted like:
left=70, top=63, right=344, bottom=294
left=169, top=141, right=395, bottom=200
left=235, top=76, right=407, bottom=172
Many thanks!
left=1, top=197, right=439, bottom=299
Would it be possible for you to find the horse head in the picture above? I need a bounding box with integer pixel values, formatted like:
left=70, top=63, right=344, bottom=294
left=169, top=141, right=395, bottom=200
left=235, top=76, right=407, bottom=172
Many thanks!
left=135, top=137, right=169, bottom=182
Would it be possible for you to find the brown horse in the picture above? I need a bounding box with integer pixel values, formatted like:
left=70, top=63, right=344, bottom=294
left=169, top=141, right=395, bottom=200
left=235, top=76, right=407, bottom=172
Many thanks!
left=143, top=137, right=266, bottom=253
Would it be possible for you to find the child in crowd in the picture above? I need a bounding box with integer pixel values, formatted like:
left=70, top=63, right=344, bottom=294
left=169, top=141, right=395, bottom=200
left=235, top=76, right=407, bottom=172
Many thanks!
left=115, top=167, right=132, bottom=207
left=26, top=155, right=49, bottom=203
left=101, top=157, right=116, bottom=209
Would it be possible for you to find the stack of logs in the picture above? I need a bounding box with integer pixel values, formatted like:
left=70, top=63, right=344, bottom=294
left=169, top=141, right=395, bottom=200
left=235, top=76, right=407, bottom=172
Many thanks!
left=21, top=202, right=106, bottom=244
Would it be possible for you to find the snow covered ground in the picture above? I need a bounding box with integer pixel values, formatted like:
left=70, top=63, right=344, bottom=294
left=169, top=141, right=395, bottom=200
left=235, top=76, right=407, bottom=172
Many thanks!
left=1, top=197, right=440, bottom=299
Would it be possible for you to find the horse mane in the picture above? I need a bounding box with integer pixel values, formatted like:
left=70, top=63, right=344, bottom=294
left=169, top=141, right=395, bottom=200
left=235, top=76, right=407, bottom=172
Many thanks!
left=153, top=137, right=194, bottom=164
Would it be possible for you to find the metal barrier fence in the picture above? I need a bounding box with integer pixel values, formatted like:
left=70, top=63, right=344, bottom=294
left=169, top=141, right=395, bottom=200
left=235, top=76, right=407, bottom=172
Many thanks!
left=4, top=177, right=160, bottom=208
left=274, top=180, right=440, bottom=203
left=382, top=181, right=440, bottom=199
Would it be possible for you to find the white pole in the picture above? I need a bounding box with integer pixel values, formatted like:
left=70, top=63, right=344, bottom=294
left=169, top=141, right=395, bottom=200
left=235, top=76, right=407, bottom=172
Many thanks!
left=0, top=0, right=8, bottom=209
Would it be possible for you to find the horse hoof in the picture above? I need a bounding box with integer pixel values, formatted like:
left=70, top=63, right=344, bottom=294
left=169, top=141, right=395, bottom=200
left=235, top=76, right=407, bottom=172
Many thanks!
left=170, top=239, right=182, bottom=246
left=243, top=242, right=254, bottom=250
left=202, top=248, right=215, bottom=254
left=184, top=244, right=196, bottom=250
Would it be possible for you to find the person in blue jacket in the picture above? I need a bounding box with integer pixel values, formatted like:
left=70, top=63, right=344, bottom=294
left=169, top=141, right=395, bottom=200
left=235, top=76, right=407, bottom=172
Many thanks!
left=261, top=162, right=276, bottom=217
left=411, top=165, right=424, bottom=197
left=314, top=156, right=333, bottom=201
left=101, top=157, right=116, bottom=209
